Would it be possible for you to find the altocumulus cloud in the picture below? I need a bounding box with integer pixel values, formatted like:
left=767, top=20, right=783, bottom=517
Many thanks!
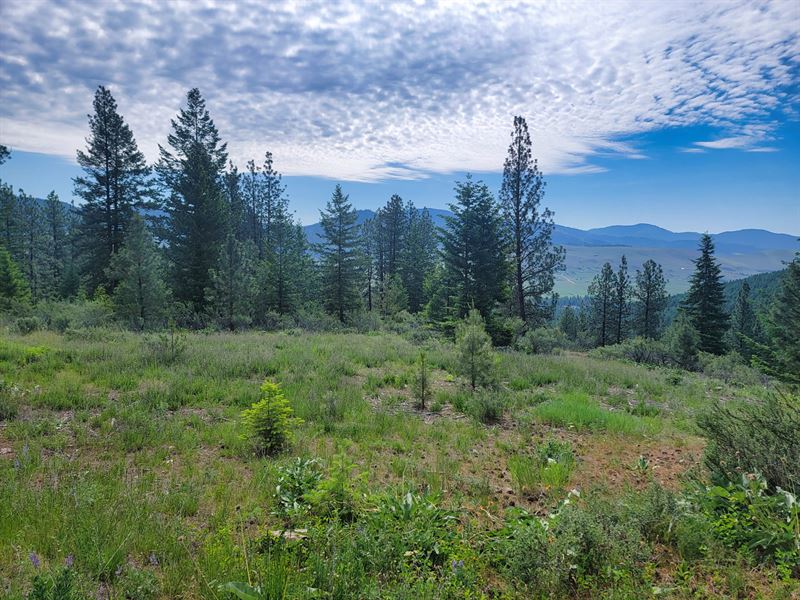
left=0, top=0, right=798, bottom=181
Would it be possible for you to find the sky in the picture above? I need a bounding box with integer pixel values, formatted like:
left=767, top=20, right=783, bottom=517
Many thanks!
left=0, top=0, right=799, bottom=233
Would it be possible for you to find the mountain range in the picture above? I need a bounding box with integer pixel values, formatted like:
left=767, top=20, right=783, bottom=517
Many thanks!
left=303, top=208, right=798, bottom=295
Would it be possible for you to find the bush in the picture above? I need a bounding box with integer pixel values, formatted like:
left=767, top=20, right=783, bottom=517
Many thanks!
left=241, top=380, right=303, bottom=456
left=464, top=390, right=505, bottom=423
left=15, top=316, right=41, bottom=335
left=273, top=457, right=323, bottom=521
left=515, top=326, right=570, bottom=354
left=664, top=313, right=700, bottom=370
left=698, top=352, right=765, bottom=386
left=699, top=390, right=799, bottom=492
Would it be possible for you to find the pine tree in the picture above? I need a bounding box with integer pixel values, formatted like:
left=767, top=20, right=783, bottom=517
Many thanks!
left=241, top=159, right=264, bottom=251
left=361, top=217, right=376, bottom=312
left=17, top=191, right=46, bottom=303
left=727, top=281, right=757, bottom=358
left=559, top=305, right=580, bottom=341
left=440, top=175, right=507, bottom=322
left=499, top=116, right=565, bottom=326
left=381, top=194, right=406, bottom=278
left=456, top=309, right=496, bottom=390
left=258, top=212, right=310, bottom=317
left=756, top=253, right=800, bottom=384
left=42, top=191, right=68, bottom=298
left=158, top=89, right=229, bottom=314
left=588, top=262, right=615, bottom=347
left=74, top=85, right=156, bottom=293
left=681, top=234, right=728, bottom=354
left=612, top=255, right=630, bottom=344
left=0, top=182, right=22, bottom=260
left=106, top=215, right=169, bottom=330
left=317, top=185, right=361, bottom=322
left=633, top=259, right=668, bottom=339
left=0, top=245, right=29, bottom=310
left=261, top=151, right=288, bottom=253
left=401, top=207, right=437, bottom=313
left=206, top=235, right=257, bottom=330
left=0, top=144, right=9, bottom=165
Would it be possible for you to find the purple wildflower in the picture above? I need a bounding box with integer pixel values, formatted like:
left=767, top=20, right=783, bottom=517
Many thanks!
left=29, top=552, right=40, bottom=569
left=148, top=552, right=159, bottom=567
left=65, top=554, right=74, bottom=567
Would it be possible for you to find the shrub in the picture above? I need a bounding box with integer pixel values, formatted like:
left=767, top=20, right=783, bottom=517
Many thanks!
left=664, top=313, right=700, bottom=370
left=27, top=565, right=83, bottom=600
left=241, top=380, right=303, bottom=456
left=698, top=352, right=765, bottom=386
left=273, top=457, right=323, bottom=521
left=456, top=309, right=496, bottom=390
left=699, top=390, right=799, bottom=492
left=0, top=379, right=21, bottom=421
left=15, top=316, right=41, bottom=335
left=695, top=474, right=799, bottom=578
left=515, top=326, right=570, bottom=354
left=464, top=390, right=505, bottom=423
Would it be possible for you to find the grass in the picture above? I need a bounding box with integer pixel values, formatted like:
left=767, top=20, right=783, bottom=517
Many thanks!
left=0, top=326, right=792, bottom=599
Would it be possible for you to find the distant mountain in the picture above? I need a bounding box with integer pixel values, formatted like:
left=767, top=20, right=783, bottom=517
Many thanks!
left=303, top=211, right=798, bottom=294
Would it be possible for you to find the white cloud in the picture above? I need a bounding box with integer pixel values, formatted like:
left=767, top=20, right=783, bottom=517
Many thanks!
left=0, top=0, right=798, bottom=180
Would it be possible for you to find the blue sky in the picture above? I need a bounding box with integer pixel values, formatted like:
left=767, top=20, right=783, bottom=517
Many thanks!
left=1, top=0, right=799, bottom=233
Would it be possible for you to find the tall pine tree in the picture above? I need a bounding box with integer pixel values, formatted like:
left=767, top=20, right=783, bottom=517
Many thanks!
left=401, top=206, right=437, bottom=313
left=499, top=116, right=564, bottom=326
left=74, top=85, right=155, bottom=293
left=318, top=185, right=361, bottom=322
left=727, top=281, right=758, bottom=358
left=0, top=246, right=29, bottom=310
left=612, top=255, right=630, bottom=344
left=440, top=175, right=507, bottom=322
left=633, top=259, right=668, bottom=339
left=680, top=234, right=728, bottom=354
left=756, top=253, right=800, bottom=384
left=158, top=89, right=229, bottom=315
left=42, top=191, right=68, bottom=298
left=588, top=262, right=615, bottom=347
left=206, top=235, right=257, bottom=330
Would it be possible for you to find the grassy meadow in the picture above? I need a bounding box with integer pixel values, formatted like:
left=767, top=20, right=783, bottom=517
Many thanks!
left=1, top=327, right=796, bottom=599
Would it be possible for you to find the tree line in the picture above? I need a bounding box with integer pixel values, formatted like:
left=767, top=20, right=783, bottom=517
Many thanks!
left=0, top=86, right=564, bottom=337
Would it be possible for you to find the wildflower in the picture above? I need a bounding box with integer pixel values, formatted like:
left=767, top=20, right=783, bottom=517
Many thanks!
left=149, top=552, right=159, bottom=567
left=29, top=552, right=40, bottom=569
left=64, top=554, right=74, bottom=567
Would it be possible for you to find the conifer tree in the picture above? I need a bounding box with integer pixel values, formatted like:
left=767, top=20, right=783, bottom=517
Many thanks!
left=499, top=116, right=565, bottom=326
left=680, top=234, right=728, bottom=354
left=261, top=151, right=288, bottom=253
left=727, top=281, right=758, bottom=358
left=158, top=89, right=229, bottom=314
left=17, top=191, right=46, bottom=303
left=0, top=144, right=9, bottom=166
left=401, top=207, right=437, bottom=313
left=259, top=212, right=309, bottom=317
left=588, top=262, right=615, bottom=347
left=206, top=235, right=257, bottom=330
left=0, top=246, right=29, bottom=310
left=0, top=182, right=21, bottom=260
left=361, top=217, right=376, bottom=312
left=106, top=215, right=169, bottom=329
left=74, top=85, right=155, bottom=293
left=612, top=255, right=630, bottom=344
left=559, top=305, right=580, bottom=341
left=42, top=191, right=67, bottom=298
left=633, top=259, right=668, bottom=339
left=756, top=253, right=800, bottom=384
left=241, top=159, right=264, bottom=251
left=440, top=175, right=507, bottom=322
left=456, top=308, right=496, bottom=390
left=381, top=194, right=406, bottom=278
left=318, top=185, right=361, bottom=322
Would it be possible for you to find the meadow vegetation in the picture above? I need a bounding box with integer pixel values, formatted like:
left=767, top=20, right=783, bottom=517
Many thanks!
left=1, top=316, right=797, bottom=599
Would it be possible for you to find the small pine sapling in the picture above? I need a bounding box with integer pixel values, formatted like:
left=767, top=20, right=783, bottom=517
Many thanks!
left=241, top=380, right=302, bottom=455
left=414, top=350, right=430, bottom=409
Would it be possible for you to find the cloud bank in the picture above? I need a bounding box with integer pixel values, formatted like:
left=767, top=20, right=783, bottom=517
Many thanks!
left=1, top=0, right=798, bottom=181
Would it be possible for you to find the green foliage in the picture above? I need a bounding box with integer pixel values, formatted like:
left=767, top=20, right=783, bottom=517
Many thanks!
left=699, top=390, right=799, bottom=491
left=588, top=262, right=615, bottom=347
left=633, top=259, right=668, bottom=339
left=0, top=379, right=21, bottom=421
left=755, top=254, right=800, bottom=384
left=664, top=312, right=700, bottom=369
left=681, top=233, right=729, bottom=354
left=272, top=457, right=323, bottom=521
left=508, top=439, right=575, bottom=495
left=0, top=245, right=30, bottom=310
left=15, top=316, right=41, bottom=335
left=464, top=390, right=505, bottom=423
left=27, top=566, right=84, bottom=600
left=241, top=380, right=302, bottom=456
left=455, top=309, right=496, bottom=390
left=305, top=452, right=363, bottom=522
left=695, top=474, right=799, bottom=577
left=515, top=326, right=569, bottom=354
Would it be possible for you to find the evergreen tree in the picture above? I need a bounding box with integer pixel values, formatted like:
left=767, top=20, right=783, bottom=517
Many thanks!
left=680, top=234, right=728, bottom=354
left=0, top=182, right=21, bottom=259
left=241, top=159, right=264, bottom=251
left=106, top=215, right=169, bottom=329
left=158, top=89, right=229, bottom=314
left=259, top=212, right=310, bottom=317
left=440, top=175, right=507, bottom=322
left=42, top=191, right=68, bottom=298
left=633, top=259, right=668, bottom=339
left=381, top=273, right=409, bottom=317
left=0, top=246, right=29, bottom=310
left=588, top=262, right=615, bottom=347
left=74, top=85, right=155, bottom=293
left=0, top=144, right=9, bottom=165
left=381, top=194, right=406, bottom=278
left=317, top=185, right=361, bottom=322
left=612, top=255, right=630, bottom=344
left=456, top=309, right=496, bottom=390
left=261, top=151, right=288, bottom=253
left=401, top=207, right=437, bottom=313
left=499, top=116, right=565, bottom=326
left=756, top=253, right=800, bottom=384
left=559, top=305, right=580, bottom=341
left=727, top=281, right=758, bottom=358
left=206, top=235, right=257, bottom=330
left=223, top=163, right=248, bottom=243
left=361, top=217, right=376, bottom=312
left=17, top=191, right=46, bottom=302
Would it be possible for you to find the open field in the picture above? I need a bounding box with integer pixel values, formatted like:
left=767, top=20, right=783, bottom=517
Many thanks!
left=1, top=329, right=796, bottom=599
